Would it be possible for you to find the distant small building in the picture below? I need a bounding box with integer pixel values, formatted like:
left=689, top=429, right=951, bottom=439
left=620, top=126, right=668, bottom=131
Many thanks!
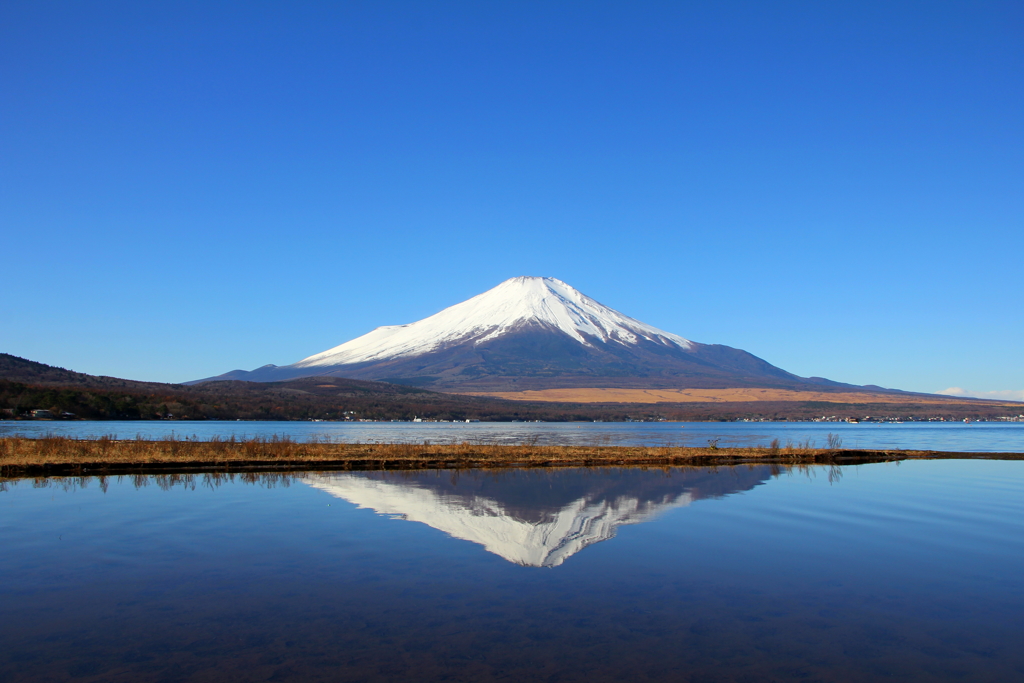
left=32, top=409, right=54, bottom=418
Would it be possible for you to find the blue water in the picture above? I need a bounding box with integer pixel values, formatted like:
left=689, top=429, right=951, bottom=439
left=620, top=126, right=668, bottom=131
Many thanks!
left=3, top=419, right=1024, bottom=452
left=2, top=460, right=1024, bottom=681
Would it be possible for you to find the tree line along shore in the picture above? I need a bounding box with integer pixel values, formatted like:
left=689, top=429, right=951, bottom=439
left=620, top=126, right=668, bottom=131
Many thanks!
left=2, top=377, right=1016, bottom=424
left=2, top=435, right=1022, bottom=479
left=2, top=354, right=1019, bottom=423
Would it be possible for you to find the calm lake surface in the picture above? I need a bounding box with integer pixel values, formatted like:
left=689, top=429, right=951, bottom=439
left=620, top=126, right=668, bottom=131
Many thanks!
left=3, top=460, right=1024, bottom=682
left=3, top=419, right=1024, bottom=452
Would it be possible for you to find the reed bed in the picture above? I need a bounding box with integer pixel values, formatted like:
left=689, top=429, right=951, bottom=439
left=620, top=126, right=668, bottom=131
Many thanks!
left=1, top=434, right=1018, bottom=478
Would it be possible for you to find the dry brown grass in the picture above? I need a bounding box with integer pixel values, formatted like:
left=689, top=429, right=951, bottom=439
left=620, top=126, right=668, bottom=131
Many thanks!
left=2, top=434, right=1020, bottom=479
left=0, top=434, right=778, bottom=467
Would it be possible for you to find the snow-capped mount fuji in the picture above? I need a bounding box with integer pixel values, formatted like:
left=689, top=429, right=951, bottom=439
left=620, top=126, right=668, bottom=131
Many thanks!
left=196, top=276, right=839, bottom=391
left=297, top=276, right=695, bottom=367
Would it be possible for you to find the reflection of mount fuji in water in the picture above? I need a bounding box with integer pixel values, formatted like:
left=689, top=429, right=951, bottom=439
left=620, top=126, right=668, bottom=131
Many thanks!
left=305, top=467, right=775, bottom=567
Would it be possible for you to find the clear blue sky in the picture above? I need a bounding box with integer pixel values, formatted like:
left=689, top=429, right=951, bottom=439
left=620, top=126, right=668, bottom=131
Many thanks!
left=2, top=1, right=1021, bottom=398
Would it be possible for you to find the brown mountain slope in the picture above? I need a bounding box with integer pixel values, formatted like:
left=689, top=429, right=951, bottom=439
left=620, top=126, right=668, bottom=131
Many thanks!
left=462, top=387, right=1007, bottom=406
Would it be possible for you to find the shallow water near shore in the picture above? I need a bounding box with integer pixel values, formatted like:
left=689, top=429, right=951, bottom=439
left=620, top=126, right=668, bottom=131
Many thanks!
left=3, top=460, right=1024, bottom=682
left=3, top=419, right=1024, bottom=452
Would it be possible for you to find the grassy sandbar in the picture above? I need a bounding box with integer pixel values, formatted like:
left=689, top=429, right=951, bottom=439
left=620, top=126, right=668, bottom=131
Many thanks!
left=2, top=435, right=1022, bottom=479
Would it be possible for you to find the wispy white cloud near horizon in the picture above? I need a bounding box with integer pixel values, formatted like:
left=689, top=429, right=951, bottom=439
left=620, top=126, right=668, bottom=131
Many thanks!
left=938, top=388, right=1024, bottom=403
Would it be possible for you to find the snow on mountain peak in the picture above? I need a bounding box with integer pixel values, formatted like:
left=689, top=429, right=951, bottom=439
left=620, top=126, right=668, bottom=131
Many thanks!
left=293, top=276, right=693, bottom=369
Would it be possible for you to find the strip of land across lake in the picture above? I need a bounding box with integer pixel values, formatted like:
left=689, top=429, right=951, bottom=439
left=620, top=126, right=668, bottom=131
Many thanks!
left=2, top=435, right=1022, bottom=479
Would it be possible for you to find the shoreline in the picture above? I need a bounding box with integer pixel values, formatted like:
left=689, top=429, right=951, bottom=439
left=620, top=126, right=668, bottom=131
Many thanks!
left=2, top=436, right=1022, bottom=478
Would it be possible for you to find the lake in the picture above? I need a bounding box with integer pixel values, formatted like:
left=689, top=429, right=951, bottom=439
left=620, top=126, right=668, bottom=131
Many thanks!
left=3, top=419, right=1024, bottom=452
left=2, top=459, right=1024, bottom=681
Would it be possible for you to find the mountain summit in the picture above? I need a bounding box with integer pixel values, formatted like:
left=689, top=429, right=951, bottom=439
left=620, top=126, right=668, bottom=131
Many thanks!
left=196, top=276, right=840, bottom=391
left=298, top=276, right=694, bottom=369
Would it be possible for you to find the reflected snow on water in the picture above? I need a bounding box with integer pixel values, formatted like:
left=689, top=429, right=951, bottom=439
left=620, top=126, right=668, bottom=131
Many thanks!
left=305, top=467, right=774, bottom=567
